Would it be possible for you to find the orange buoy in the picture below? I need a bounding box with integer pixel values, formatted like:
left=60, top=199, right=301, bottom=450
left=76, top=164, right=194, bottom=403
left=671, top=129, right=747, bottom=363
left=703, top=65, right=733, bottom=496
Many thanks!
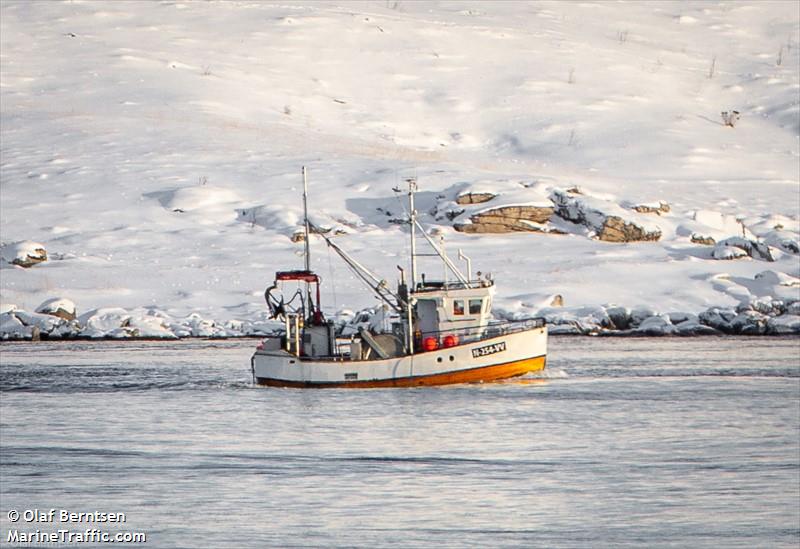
left=442, top=334, right=459, bottom=348
left=423, top=337, right=438, bottom=351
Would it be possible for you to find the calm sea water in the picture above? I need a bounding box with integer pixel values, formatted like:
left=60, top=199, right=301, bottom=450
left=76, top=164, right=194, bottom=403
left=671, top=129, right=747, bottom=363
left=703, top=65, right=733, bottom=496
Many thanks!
left=1, top=337, right=798, bottom=548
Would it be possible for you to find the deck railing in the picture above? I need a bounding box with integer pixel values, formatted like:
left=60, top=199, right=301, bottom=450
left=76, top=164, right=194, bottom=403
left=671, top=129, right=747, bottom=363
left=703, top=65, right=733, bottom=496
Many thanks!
left=417, top=318, right=546, bottom=349
left=292, top=318, right=546, bottom=360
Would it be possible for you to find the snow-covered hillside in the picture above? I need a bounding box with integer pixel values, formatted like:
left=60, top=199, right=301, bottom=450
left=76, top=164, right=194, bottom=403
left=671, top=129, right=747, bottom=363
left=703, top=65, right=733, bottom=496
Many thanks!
left=1, top=1, right=798, bottom=338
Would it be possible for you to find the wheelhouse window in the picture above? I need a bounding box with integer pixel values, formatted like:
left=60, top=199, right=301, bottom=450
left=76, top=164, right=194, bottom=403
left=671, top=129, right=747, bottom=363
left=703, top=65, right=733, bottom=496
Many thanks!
left=453, top=299, right=465, bottom=316
left=469, top=298, right=483, bottom=315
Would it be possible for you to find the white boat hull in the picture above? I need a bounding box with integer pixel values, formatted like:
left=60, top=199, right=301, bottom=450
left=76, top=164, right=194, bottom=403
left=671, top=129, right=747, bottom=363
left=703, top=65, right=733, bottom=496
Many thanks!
left=252, top=325, right=547, bottom=388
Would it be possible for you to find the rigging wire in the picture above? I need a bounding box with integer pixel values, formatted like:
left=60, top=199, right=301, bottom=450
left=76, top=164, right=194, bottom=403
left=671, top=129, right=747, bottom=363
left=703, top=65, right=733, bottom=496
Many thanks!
left=312, top=224, right=403, bottom=313
left=326, top=243, right=338, bottom=315
left=391, top=173, right=413, bottom=280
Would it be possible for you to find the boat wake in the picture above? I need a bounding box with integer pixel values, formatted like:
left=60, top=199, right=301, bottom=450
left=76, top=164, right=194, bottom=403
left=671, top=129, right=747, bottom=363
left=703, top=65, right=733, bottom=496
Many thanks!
left=523, top=367, right=569, bottom=379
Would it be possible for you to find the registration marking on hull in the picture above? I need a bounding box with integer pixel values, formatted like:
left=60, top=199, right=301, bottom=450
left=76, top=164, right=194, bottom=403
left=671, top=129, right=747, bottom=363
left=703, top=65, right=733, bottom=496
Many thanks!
left=471, top=341, right=506, bottom=359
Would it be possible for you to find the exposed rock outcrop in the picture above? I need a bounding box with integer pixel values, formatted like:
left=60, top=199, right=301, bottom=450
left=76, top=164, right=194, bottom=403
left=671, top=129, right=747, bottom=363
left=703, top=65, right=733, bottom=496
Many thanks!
left=454, top=205, right=555, bottom=233
left=691, top=234, right=716, bottom=245
left=631, top=201, right=670, bottom=215
left=455, top=192, right=496, bottom=205
left=550, top=190, right=662, bottom=242
left=290, top=225, right=347, bottom=242
left=598, top=216, right=661, bottom=242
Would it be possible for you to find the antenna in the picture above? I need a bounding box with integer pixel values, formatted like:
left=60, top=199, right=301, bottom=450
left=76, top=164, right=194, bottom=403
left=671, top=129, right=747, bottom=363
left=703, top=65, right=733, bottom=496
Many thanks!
left=302, top=166, right=311, bottom=271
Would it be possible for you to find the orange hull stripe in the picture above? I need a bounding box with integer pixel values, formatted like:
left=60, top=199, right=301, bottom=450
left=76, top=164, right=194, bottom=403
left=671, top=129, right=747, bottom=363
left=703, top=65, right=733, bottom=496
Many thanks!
left=256, top=355, right=546, bottom=388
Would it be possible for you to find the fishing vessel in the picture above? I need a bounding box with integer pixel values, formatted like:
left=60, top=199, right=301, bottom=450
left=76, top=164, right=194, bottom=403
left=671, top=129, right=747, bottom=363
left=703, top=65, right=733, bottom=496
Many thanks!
left=251, top=168, right=547, bottom=388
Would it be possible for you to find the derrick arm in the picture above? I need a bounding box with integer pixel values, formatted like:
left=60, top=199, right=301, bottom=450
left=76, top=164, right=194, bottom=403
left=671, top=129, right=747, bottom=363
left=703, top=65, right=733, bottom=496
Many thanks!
left=311, top=224, right=404, bottom=314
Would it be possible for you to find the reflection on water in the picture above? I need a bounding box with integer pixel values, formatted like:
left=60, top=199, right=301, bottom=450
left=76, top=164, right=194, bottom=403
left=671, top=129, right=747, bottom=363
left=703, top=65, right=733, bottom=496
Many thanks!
left=1, top=336, right=798, bottom=548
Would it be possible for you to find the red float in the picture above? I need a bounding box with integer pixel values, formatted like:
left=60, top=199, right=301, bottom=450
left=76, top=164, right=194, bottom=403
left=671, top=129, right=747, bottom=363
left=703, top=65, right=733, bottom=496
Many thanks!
left=442, top=334, right=459, bottom=348
left=423, top=337, right=438, bottom=351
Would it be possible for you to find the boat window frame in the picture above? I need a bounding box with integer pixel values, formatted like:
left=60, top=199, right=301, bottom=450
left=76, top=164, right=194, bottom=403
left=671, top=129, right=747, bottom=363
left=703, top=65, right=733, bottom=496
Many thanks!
left=453, top=299, right=465, bottom=316
left=468, top=298, right=483, bottom=315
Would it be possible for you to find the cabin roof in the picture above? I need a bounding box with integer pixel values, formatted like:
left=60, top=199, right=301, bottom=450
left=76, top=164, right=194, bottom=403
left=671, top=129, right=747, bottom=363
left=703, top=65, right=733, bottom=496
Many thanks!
left=413, top=279, right=494, bottom=296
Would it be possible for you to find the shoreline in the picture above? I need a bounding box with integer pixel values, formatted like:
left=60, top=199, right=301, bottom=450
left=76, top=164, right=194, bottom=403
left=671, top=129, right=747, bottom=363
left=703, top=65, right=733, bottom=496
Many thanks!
left=3, top=299, right=799, bottom=341
left=2, top=332, right=799, bottom=344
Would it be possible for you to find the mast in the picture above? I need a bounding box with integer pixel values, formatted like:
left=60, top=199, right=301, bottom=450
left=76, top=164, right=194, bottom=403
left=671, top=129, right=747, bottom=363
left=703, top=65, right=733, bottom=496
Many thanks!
left=406, top=177, right=418, bottom=355
left=302, top=166, right=311, bottom=272
left=408, top=177, right=418, bottom=291
left=301, top=166, right=319, bottom=323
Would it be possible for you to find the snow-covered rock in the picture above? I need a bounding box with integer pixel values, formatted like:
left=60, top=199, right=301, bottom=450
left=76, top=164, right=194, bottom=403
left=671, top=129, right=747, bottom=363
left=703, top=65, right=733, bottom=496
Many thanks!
left=711, top=245, right=750, bottom=260
left=550, top=189, right=662, bottom=242
left=174, top=313, right=226, bottom=337
left=760, top=229, right=800, bottom=255
left=15, top=310, right=68, bottom=334
left=630, top=306, right=659, bottom=327
left=0, top=302, right=286, bottom=340
left=125, top=314, right=178, bottom=339
left=548, top=323, right=584, bottom=335
left=237, top=203, right=353, bottom=241
left=78, top=308, right=131, bottom=337
left=667, top=311, right=699, bottom=325
left=639, top=314, right=678, bottom=335
left=605, top=306, right=632, bottom=330
left=678, top=210, right=754, bottom=244
left=754, top=270, right=800, bottom=288
left=0, top=240, right=47, bottom=268
left=698, top=307, right=738, bottom=332
left=146, top=185, right=242, bottom=226
left=729, top=310, right=770, bottom=335
left=36, top=297, right=77, bottom=320
left=767, top=315, right=800, bottom=335
left=744, top=216, right=799, bottom=255
left=738, top=297, right=787, bottom=317
left=4, top=309, right=80, bottom=338
left=0, top=312, right=35, bottom=340
left=674, top=320, right=721, bottom=336
left=712, top=237, right=775, bottom=262
left=531, top=305, right=613, bottom=335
